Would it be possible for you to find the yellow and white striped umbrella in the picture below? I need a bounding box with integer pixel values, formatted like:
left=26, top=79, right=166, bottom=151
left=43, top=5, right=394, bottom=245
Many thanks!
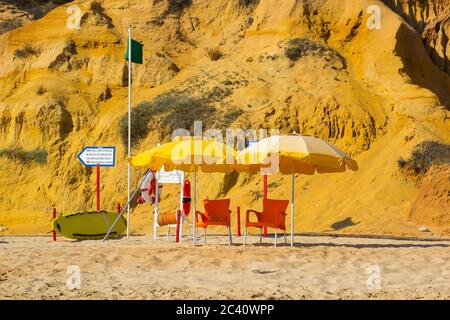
left=236, top=135, right=358, bottom=174
left=235, top=135, right=358, bottom=246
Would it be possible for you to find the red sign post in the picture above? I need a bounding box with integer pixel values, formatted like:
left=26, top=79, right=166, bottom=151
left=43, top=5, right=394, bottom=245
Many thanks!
left=237, top=206, right=241, bottom=237
left=77, top=146, right=116, bottom=212
left=263, top=175, right=267, bottom=237
left=96, top=164, right=100, bottom=211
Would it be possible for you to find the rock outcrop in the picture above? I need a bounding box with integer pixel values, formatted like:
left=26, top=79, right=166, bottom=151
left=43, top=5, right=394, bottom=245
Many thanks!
left=0, top=0, right=73, bottom=34
left=383, top=0, right=450, bottom=76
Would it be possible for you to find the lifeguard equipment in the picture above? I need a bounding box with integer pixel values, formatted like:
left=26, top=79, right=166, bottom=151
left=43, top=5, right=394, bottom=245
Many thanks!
left=157, top=209, right=181, bottom=226
left=138, top=170, right=162, bottom=204
left=53, top=211, right=127, bottom=240
left=182, top=179, right=191, bottom=215
left=153, top=166, right=192, bottom=242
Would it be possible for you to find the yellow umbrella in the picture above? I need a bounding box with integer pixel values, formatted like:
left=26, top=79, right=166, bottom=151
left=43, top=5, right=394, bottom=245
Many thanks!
left=130, top=136, right=236, bottom=244
left=235, top=135, right=358, bottom=246
left=130, top=137, right=235, bottom=173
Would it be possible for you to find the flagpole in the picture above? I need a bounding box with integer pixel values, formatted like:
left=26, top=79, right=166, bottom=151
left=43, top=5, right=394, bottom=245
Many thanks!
left=127, top=25, right=132, bottom=238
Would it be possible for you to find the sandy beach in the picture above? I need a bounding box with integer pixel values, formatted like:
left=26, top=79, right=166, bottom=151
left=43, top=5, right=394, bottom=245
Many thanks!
left=1, top=234, right=449, bottom=300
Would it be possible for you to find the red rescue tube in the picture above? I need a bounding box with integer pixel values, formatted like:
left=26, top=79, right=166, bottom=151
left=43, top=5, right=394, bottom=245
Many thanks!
left=182, top=179, right=191, bottom=216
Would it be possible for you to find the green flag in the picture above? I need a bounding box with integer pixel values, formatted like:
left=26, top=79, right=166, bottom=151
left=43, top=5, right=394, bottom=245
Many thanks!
left=125, top=38, right=143, bottom=64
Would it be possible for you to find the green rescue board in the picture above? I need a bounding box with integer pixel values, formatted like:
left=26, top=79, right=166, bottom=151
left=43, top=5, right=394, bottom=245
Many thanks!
left=53, top=211, right=127, bottom=240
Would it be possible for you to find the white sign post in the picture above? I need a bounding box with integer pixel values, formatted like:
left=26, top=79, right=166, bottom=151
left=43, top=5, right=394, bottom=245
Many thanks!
left=77, top=146, right=116, bottom=211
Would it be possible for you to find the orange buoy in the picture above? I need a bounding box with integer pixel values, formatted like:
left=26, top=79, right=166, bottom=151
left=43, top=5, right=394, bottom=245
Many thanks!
left=157, top=211, right=178, bottom=226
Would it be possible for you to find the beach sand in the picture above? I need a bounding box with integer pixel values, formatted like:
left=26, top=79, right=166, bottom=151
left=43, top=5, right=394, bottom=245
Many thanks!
left=0, top=234, right=449, bottom=300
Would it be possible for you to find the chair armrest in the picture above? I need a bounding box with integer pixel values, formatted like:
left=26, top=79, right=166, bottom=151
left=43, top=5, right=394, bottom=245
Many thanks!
left=246, top=209, right=262, bottom=223
left=196, top=211, right=206, bottom=223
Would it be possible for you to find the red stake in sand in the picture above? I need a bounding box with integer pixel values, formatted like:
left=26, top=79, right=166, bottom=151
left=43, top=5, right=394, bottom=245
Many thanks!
left=96, top=164, right=100, bottom=211
left=237, top=206, right=241, bottom=237
left=263, top=175, right=267, bottom=237
left=52, top=208, right=56, bottom=241
left=175, top=210, right=181, bottom=243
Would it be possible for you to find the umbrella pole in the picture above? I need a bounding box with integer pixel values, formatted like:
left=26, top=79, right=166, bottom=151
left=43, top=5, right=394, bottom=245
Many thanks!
left=290, top=161, right=295, bottom=247
left=193, top=166, right=197, bottom=245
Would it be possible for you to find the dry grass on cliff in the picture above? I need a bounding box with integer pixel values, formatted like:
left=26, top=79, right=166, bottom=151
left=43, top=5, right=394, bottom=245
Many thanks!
left=205, top=48, right=223, bottom=61
left=119, top=93, right=216, bottom=145
left=398, top=140, right=450, bottom=176
left=284, top=38, right=347, bottom=70
left=0, top=148, right=48, bottom=165
left=13, top=44, right=40, bottom=59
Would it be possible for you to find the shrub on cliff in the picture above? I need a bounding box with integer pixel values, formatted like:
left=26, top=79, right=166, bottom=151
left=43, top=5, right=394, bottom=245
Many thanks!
left=14, top=44, right=40, bottom=59
left=119, top=92, right=215, bottom=146
left=205, top=48, right=223, bottom=61
left=0, top=148, right=48, bottom=165
left=397, top=140, right=450, bottom=175
left=284, top=38, right=347, bottom=69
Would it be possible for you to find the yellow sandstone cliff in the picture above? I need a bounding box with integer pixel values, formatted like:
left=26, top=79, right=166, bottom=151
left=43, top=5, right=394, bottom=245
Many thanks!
left=0, top=0, right=448, bottom=236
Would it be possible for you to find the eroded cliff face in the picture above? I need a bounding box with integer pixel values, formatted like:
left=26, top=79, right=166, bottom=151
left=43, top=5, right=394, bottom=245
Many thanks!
left=0, top=0, right=73, bottom=34
left=383, top=0, right=450, bottom=76
left=0, top=0, right=448, bottom=235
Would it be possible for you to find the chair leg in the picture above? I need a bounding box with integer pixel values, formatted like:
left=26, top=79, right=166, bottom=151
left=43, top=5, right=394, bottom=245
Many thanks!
left=204, top=228, right=206, bottom=245
left=243, top=226, right=247, bottom=246
left=274, top=228, right=278, bottom=247
left=259, top=228, right=262, bottom=244
left=228, top=226, right=232, bottom=246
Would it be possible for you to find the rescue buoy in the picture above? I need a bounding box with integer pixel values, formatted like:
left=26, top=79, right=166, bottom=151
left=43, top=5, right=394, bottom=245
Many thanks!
left=138, top=170, right=162, bottom=204
left=157, top=210, right=180, bottom=226
left=182, top=179, right=191, bottom=215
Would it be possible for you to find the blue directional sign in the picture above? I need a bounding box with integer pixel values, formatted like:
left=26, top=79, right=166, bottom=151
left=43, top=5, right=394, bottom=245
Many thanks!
left=77, top=146, right=116, bottom=167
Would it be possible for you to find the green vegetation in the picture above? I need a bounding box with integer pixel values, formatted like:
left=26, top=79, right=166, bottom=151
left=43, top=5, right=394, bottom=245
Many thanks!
left=205, top=48, right=223, bottom=61
left=13, top=44, right=41, bottom=59
left=239, top=0, right=259, bottom=6
left=119, top=93, right=216, bottom=146
left=397, top=140, right=450, bottom=175
left=168, top=0, right=192, bottom=13
left=222, top=108, right=244, bottom=127
left=0, top=148, right=48, bottom=165
left=284, top=38, right=346, bottom=69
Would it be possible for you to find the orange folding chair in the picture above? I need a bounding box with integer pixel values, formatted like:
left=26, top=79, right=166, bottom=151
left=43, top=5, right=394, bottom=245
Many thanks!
left=196, top=199, right=232, bottom=245
left=244, top=199, right=289, bottom=247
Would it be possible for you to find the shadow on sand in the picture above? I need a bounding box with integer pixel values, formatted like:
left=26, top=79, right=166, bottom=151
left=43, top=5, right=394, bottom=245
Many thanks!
left=230, top=234, right=450, bottom=249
